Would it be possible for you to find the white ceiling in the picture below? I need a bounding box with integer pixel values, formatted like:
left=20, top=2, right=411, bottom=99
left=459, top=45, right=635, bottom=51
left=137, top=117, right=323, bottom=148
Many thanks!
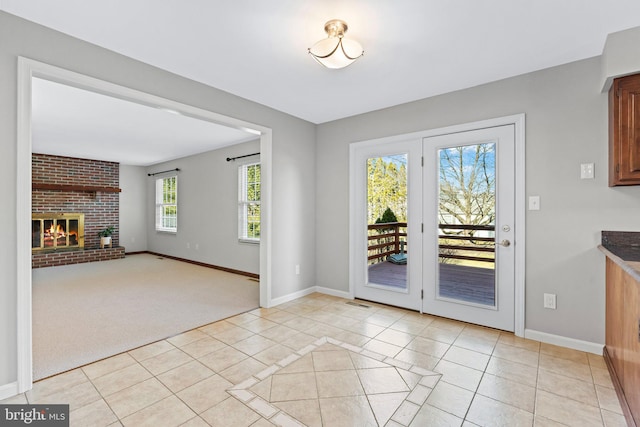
left=31, top=78, right=255, bottom=166
left=4, top=1, right=640, bottom=163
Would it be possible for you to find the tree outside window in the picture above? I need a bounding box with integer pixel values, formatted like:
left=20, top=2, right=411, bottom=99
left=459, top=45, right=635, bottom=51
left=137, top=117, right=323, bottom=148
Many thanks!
left=239, top=163, right=260, bottom=242
left=155, top=175, right=177, bottom=232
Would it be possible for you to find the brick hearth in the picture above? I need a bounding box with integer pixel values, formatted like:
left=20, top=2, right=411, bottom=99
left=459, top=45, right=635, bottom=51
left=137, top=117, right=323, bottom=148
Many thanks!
left=32, top=153, right=125, bottom=268
left=32, top=247, right=126, bottom=268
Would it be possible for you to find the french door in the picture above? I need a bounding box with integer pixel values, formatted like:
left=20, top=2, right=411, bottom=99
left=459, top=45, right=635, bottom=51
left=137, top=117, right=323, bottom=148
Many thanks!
left=352, top=123, right=517, bottom=332
left=423, top=125, right=515, bottom=331
left=352, top=139, right=423, bottom=311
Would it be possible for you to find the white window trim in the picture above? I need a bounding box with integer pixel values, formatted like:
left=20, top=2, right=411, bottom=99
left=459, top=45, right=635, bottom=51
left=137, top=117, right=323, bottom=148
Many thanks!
left=239, top=162, right=260, bottom=243
left=155, top=175, right=178, bottom=233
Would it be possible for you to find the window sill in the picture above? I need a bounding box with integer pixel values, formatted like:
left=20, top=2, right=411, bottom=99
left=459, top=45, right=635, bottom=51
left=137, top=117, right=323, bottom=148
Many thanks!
left=156, top=229, right=177, bottom=234
left=239, top=238, right=260, bottom=245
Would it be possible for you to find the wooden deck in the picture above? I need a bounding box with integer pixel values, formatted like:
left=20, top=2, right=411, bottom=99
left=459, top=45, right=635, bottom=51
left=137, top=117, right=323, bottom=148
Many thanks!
left=368, top=261, right=495, bottom=306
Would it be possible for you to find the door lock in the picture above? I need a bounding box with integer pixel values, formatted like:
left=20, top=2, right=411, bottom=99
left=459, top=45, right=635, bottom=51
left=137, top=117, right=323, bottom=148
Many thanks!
left=498, top=239, right=511, bottom=247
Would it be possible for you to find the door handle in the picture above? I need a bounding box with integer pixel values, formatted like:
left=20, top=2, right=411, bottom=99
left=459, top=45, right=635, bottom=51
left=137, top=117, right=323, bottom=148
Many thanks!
left=497, top=239, right=511, bottom=247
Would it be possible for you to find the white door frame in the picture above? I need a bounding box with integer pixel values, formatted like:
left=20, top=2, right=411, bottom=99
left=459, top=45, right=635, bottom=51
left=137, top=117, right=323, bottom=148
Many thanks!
left=350, top=114, right=525, bottom=335
left=16, top=57, right=273, bottom=393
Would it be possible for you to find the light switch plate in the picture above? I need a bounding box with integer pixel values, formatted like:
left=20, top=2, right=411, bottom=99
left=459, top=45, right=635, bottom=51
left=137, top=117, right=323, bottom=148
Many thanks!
left=529, top=196, right=540, bottom=211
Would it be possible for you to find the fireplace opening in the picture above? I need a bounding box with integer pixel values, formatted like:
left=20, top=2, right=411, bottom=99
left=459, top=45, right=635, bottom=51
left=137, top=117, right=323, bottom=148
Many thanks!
left=32, top=213, right=84, bottom=251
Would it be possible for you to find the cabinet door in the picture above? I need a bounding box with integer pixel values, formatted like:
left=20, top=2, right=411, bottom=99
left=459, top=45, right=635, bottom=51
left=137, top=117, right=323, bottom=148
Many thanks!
left=623, top=267, right=640, bottom=425
left=606, top=259, right=626, bottom=378
left=610, top=73, right=640, bottom=186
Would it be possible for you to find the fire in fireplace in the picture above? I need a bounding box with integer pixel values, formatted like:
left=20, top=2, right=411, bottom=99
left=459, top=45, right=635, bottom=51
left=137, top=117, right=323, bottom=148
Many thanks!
left=32, top=213, right=84, bottom=251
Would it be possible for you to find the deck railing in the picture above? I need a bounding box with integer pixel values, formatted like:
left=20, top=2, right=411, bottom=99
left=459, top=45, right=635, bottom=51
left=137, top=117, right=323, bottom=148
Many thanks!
left=438, top=223, right=495, bottom=264
left=367, top=222, right=407, bottom=264
left=367, top=222, right=495, bottom=265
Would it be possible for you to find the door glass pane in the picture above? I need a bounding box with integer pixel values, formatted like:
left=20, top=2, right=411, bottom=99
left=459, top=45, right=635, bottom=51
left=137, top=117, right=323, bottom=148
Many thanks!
left=437, top=143, right=496, bottom=306
left=367, top=154, right=408, bottom=290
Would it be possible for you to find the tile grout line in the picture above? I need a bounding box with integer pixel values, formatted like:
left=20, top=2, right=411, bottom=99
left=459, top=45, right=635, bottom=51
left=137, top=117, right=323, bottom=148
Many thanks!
left=6, top=294, right=624, bottom=426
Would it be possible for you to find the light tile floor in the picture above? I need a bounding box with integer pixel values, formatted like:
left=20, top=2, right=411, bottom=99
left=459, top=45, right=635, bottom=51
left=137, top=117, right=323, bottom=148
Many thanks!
left=1, top=293, right=627, bottom=426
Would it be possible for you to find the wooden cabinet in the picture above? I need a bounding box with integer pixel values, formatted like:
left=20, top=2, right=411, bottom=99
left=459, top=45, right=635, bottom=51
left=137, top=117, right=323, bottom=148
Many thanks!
left=605, top=258, right=640, bottom=426
left=609, top=73, right=640, bottom=186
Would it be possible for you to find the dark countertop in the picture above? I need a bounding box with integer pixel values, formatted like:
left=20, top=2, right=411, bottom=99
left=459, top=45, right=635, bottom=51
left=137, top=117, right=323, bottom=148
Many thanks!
left=601, top=244, right=640, bottom=262
left=599, top=231, right=640, bottom=282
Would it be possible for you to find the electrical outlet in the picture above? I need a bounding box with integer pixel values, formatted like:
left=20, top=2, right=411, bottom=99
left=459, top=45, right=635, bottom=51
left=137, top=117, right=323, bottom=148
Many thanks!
left=295, top=264, right=300, bottom=275
left=544, top=293, right=556, bottom=309
left=195, top=243, right=199, bottom=250
left=186, top=242, right=190, bottom=249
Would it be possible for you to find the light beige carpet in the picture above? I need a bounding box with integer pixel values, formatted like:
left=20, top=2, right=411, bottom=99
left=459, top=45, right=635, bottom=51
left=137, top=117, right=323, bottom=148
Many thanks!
left=32, top=253, right=259, bottom=380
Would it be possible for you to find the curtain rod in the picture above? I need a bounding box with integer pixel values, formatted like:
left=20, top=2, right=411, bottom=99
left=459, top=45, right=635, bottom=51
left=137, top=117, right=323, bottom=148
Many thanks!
left=226, top=152, right=260, bottom=162
left=147, top=168, right=180, bottom=176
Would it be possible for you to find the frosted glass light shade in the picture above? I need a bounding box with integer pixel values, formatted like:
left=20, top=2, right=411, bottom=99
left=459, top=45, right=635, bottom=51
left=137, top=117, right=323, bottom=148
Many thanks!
left=309, top=38, right=364, bottom=69
left=308, top=20, right=364, bottom=69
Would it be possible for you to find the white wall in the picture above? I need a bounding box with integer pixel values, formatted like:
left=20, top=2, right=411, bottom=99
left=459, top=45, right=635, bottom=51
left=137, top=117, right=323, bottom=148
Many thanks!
left=119, top=165, right=148, bottom=253
left=0, top=11, right=316, bottom=389
left=315, top=56, right=640, bottom=345
left=146, top=140, right=260, bottom=274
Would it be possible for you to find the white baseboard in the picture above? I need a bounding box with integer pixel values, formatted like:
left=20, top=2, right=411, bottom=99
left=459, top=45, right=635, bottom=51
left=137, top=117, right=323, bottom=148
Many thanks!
left=524, top=329, right=604, bottom=355
left=0, top=381, right=19, bottom=401
left=269, top=287, right=317, bottom=307
left=269, top=286, right=352, bottom=307
left=270, top=290, right=606, bottom=357
left=314, top=286, right=352, bottom=300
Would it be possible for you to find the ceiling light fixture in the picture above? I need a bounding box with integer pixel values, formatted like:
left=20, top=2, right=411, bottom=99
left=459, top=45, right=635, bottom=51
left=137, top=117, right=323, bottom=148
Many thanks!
left=308, top=19, right=364, bottom=69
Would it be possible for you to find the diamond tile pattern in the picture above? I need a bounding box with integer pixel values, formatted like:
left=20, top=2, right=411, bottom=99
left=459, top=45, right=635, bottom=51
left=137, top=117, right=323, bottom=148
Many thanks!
left=3, top=293, right=625, bottom=426
left=229, top=337, right=440, bottom=425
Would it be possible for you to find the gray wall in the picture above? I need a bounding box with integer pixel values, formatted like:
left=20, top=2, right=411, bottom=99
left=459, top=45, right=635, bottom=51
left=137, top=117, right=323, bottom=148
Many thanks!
left=119, top=165, right=148, bottom=253
left=0, top=12, right=316, bottom=387
left=146, top=140, right=260, bottom=274
left=315, top=56, right=640, bottom=345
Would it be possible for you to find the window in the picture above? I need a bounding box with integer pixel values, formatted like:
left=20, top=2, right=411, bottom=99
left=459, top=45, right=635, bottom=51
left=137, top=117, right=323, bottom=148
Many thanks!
left=239, top=163, right=260, bottom=242
left=155, top=175, right=177, bottom=232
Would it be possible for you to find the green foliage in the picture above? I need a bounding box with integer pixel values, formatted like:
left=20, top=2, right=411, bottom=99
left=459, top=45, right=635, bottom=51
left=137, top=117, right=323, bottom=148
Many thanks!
left=243, top=163, right=261, bottom=239
left=98, top=226, right=115, bottom=237
left=246, top=164, right=261, bottom=202
left=367, top=156, right=407, bottom=224
left=246, top=203, right=261, bottom=239
left=162, top=176, right=177, bottom=204
left=375, top=207, right=398, bottom=224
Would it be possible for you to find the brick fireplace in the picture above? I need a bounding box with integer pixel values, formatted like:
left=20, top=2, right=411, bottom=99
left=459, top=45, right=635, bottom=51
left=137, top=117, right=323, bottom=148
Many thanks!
left=32, top=153, right=125, bottom=268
